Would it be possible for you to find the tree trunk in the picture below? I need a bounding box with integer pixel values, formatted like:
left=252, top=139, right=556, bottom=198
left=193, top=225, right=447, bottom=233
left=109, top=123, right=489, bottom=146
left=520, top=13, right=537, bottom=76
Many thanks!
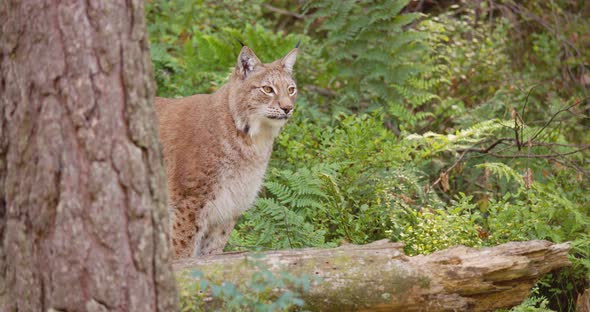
left=174, top=240, right=571, bottom=311
left=0, top=1, right=176, bottom=311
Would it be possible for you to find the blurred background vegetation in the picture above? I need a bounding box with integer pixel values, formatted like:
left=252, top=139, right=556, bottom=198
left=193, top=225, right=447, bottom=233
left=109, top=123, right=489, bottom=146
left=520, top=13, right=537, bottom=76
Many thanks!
left=146, top=0, right=590, bottom=310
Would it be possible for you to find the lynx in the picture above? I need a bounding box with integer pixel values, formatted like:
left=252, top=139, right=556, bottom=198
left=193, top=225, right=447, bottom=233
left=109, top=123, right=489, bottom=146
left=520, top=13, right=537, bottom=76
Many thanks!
left=155, top=45, right=299, bottom=259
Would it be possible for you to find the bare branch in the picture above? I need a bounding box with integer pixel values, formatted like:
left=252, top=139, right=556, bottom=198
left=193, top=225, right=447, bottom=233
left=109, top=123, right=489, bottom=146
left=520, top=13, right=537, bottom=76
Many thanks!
left=306, top=85, right=337, bottom=97
left=430, top=149, right=469, bottom=190
left=527, top=99, right=587, bottom=143
left=262, top=4, right=305, bottom=19
left=520, top=84, right=540, bottom=121
left=457, top=138, right=515, bottom=153
left=549, top=157, right=590, bottom=180
left=486, top=146, right=590, bottom=159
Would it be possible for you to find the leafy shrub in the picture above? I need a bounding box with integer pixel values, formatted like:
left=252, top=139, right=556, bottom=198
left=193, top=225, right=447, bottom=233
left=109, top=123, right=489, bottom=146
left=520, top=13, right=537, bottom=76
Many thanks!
left=231, top=113, right=428, bottom=248
left=496, top=285, right=553, bottom=312
left=147, top=1, right=310, bottom=97
left=304, top=0, right=445, bottom=129
left=395, top=196, right=484, bottom=256
left=177, top=257, right=312, bottom=312
left=229, top=165, right=336, bottom=250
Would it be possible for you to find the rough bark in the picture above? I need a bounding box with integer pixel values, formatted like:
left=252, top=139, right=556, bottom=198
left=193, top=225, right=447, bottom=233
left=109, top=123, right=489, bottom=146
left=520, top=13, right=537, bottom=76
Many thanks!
left=0, top=1, right=176, bottom=311
left=174, top=240, right=571, bottom=312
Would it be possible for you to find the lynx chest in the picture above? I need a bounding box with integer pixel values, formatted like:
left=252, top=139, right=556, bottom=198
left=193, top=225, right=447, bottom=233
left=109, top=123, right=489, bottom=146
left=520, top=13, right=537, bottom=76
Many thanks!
left=203, top=150, right=270, bottom=226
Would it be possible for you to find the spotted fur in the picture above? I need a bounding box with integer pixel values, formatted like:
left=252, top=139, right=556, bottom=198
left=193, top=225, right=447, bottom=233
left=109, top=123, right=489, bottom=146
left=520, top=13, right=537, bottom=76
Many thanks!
left=155, top=46, right=298, bottom=258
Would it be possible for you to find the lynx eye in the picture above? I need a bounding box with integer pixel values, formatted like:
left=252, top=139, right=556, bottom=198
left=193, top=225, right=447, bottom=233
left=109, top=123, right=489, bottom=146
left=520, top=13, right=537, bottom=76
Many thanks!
left=261, top=86, right=274, bottom=94
left=288, top=86, right=296, bottom=95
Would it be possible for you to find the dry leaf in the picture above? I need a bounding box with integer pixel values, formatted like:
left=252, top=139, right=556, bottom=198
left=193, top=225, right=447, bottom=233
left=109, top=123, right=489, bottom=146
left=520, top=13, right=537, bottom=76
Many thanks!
left=440, top=171, right=449, bottom=192
left=484, top=167, right=492, bottom=191
left=523, top=168, right=534, bottom=189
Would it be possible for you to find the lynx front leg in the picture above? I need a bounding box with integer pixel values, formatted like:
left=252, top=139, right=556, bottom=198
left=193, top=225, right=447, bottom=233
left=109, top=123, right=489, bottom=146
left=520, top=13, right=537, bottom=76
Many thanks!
left=197, top=220, right=237, bottom=256
left=170, top=197, right=204, bottom=259
left=171, top=217, right=199, bottom=259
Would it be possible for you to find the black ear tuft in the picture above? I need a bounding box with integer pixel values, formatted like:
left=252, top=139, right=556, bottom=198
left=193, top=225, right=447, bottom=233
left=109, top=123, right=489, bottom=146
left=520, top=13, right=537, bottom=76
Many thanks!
left=234, top=37, right=245, bottom=47
left=281, top=47, right=298, bottom=74
left=237, top=46, right=262, bottom=79
left=240, top=54, right=251, bottom=73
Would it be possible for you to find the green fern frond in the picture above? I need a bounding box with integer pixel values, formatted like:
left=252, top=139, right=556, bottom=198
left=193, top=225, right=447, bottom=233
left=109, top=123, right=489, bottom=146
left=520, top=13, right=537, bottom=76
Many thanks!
left=476, top=162, right=524, bottom=186
left=230, top=164, right=339, bottom=250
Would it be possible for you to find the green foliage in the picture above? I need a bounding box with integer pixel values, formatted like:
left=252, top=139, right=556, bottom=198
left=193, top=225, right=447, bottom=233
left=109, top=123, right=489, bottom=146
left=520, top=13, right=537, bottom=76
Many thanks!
left=231, top=113, right=430, bottom=249
left=430, top=9, right=512, bottom=107
left=150, top=23, right=306, bottom=97
left=146, top=1, right=309, bottom=97
left=229, top=165, right=335, bottom=250
left=178, top=257, right=313, bottom=312
left=396, top=195, right=484, bottom=256
left=406, top=119, right=505, bottom=157
left=303, top=0, right=445, bottom=129
left=267, top=113, right=433, bottom=245
left=496, top=286, right=554, bottom=312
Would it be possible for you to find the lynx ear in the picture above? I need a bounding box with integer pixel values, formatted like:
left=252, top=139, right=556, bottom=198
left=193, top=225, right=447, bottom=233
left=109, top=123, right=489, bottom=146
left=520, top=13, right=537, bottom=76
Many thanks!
left=237, top=46, right=261, bottom=79
left=281, top=47, right=299, bottom=74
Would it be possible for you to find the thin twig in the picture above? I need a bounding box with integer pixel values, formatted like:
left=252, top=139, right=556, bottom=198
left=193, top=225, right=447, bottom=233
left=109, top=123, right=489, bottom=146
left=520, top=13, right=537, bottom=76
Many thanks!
left=527, top=142, right=590, bottom=149
left=459, top=139, right=590, bottom=153
left=306, top=85, right=337, bottom=97
left=262, top=4, right=305, bottom=19
left=430, top=150, right=469, bottom=190
left=545, top=143, right=590, bottom=178
left=283, top=206, right=294, bottom=249
left=513, top=108, right=522, bottom=151
left=502, top=1, right=588, bottom=96
left=457, top=138, right=515, bottom=153
left=527, top=98, right=588, bottom=143
left=520, top=84, right=540, bottom=145
left=486, top=146, right=590, bottom=159
left=549, top=157, right=590, bottom=180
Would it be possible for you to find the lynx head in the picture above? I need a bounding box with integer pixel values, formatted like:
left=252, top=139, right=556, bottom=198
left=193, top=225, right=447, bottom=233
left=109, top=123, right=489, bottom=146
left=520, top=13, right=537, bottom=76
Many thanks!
left=228, top=44, right=299, bottom=138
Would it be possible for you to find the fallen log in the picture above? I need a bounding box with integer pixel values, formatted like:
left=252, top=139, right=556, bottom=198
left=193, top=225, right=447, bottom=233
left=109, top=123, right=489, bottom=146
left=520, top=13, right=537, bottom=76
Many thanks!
left=173, top=240, right=571, bottom=311
left=578, top=288, right=590, bottom=312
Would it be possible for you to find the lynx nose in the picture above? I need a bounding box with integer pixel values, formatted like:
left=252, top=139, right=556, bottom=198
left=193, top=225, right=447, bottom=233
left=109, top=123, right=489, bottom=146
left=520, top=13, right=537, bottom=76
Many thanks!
left=281, top=106, right=292, bottom=114
left=279, top=101, right=293, bottom=114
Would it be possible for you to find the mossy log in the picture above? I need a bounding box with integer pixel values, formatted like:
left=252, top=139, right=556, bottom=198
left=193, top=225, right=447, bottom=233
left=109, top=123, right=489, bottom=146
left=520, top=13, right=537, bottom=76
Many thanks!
left=578, top=288, right=590, bottom=312
left=173, top=240, right=570, bottom=311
